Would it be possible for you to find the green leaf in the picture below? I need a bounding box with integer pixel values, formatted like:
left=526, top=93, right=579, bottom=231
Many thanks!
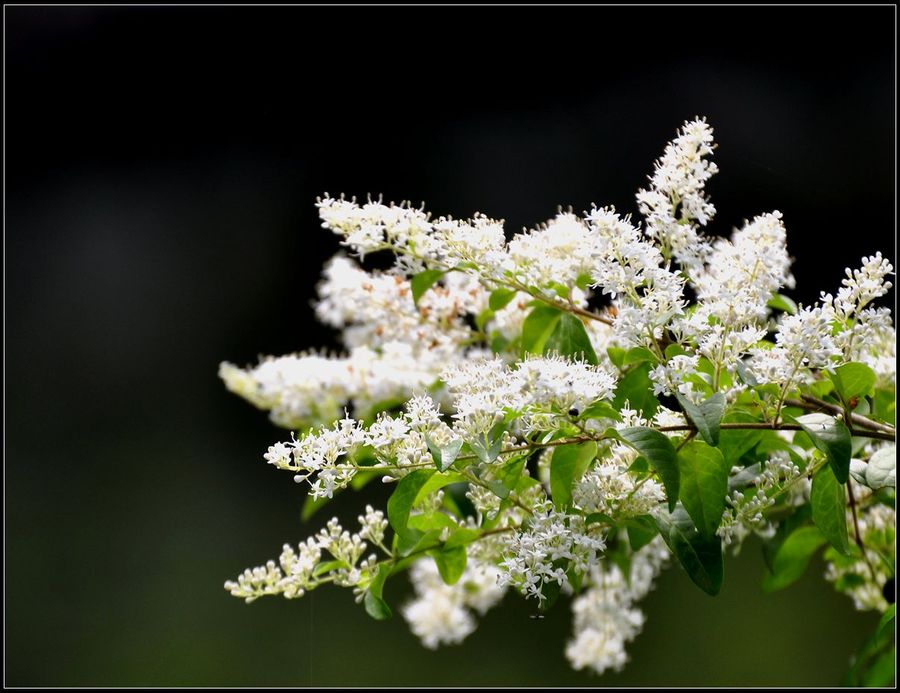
left=475, top=308, right=494, bottom=333
left=444, top=527, right=481, bottom=550
left=521, top=305, right=563, bottom=356
left=655, top=505, right=724, bottom=596
left=796, top=413, right=852, bottom=483
left=387, top=469, right=436, bottom=533
left=761, top=526, right=828, bottom=593
left=767, top=292, right=798, bottom=315
left=623, top=346, right=658, bottom=366
left=612, top=362, right=659, bottom=418
left=489, top=287, right=518, bottom=311
left=861, top=648, right=896, bottom=687
left=873, top=386, right=896, bottom=425
left=425, top=437, right=465, bottom=472
left=625, top=515, right=658, bottom=551
left=578, top=400, right=621, bottom=422
left=413, top=471, right=469, bottom=505
left=866, top=445, right=895, bottom=490
left=678, top=441, right=729, bottom=538
left=543, top=313, right=598, bottom=364
left=550, top=442, right=598, bottom=509
left=877, top=604, right=896, bottom=647
left=430, top=546, right=468, bottom=585
left=664, top=343, right=688, bottom=360
left=494, top=454, right=528, bottom=493
left=676, top=392, right=726, bottom=446
left=410, top=269, right=446, bottom=305
left=313, top=559, right=348, bottom=578
left=617, top=427, right=679, bottom=511
left=717, top=412, right=764, bottom=466
left=811, top=464, right=851, bottom=556
left=469, top=421, right=507, bottom=465
left=364, top=564, right=392, bottom=620
left=607, top=346, right=626, bottom=369
left=829, top=362, right=877, bottom=405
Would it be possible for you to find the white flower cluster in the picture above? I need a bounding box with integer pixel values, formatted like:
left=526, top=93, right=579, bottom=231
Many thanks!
left=497, top=500, right=607, bottom=601
left=402, top=557, right=507, bottom=649
left=224, top=515, right=379, bottom=602
left=824, top=485, right=895, bottom=613
left=566, top=538, right=669, bottom=675
left=220, top=345, right=440, bottom=430
left=442, top=354, right=617, bottom=437
left=223, top=117, right=895, bottom=681
left=636, top=117, right=718, bottom=273
left=586, top=206, right=686, bottom=349
left=717, top=451, right=803, bottom=549
left=573, top=444, right=667, bottom=519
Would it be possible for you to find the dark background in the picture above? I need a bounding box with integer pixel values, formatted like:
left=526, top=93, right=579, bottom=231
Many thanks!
left=5, top=5, right=895, bottom=687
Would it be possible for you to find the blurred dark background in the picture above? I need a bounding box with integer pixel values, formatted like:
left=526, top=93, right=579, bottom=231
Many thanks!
left=5, top=5, right=895, bottom=687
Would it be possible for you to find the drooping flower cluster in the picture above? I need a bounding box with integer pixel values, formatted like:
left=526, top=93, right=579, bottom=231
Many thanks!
left=566, top=538, right=669, bottom=674
left=222, top=118, right=896, bottom=682
left=402, top=557, right=507, bottom=649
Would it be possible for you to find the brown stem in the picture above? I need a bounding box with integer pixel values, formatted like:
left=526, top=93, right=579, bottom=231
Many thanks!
left=792, top=394, right=896, bottom=435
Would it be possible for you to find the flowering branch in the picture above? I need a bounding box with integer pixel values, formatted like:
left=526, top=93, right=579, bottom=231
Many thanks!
left=220, top=118, right=896, bottom=681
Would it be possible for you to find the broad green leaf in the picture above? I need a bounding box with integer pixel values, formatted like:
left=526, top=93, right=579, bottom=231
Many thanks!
left=469, top=421, right=507, bottom=465
left=425, top=436, right=465, bottom=472
left=829, top=362, right=877, bottom=405
left=873, top=386, right=896, bottom=425
left=395, top=528, right=429, bottom=557
left=618, top=427, right=679, bottom=511
left=676, top=392, right=726, bottom=446
left=664, top=343, right=688, bottom=360
left=550, top=442, right=598, bottom=509
left=811, top=464, right=851, bottom=556
left=387, top=469, right=436, bottom=533
left=430, top=546, right=467, bottom=585
left=413, top=471, right=469, bottom=505
left=678, top=441, right=728, bottom=538
left=364, top=563, right=392, bottom=620
left=578, top=400, right=621, bottom=422
left=866, top=445, right=895, bottom=489
left=623, top=346, right=658, bottom=366
left=607, top=346, right=626, bottom=369
left=625, top=515, right=658, bottom=551
left=410, top=269, right=446, bottom=305
left=543, top=313, right=598, bottom=364
left=877, top=604, right=895, bottom=647
left=796, top=413, right=852, bottom=483
left=861, top=648, right=896, bottom=687
left=489, top=287, right=518, bottom=311
left=761, top=525, right=828, bottom=593
left=717, top=411, right=764, bottom=467
left=655, top=504, right=723, bottom=596
left=521, top=305, right=563, bottom=356
left=494, top=454, right=529, bottom=493
left=809, top=379, right=835, bottom=400
left=767, top=292, right=798, bottom=315
left=612, top=362, right=659, bottom=418
left=444, top=527, right=481, bottom=550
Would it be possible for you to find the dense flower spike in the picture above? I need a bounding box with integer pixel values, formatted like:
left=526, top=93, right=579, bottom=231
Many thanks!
left=222, top=119, right=896, bottom=681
